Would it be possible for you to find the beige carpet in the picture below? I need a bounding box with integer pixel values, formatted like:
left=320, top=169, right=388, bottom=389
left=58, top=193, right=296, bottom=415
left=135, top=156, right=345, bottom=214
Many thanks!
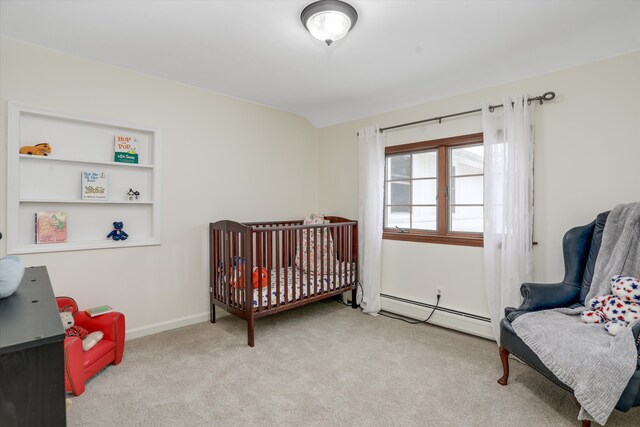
left=67, top=301, right=640, bottom=426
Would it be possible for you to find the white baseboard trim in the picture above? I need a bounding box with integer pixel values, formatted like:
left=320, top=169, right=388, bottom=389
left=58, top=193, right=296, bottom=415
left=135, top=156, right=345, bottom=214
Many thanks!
left=381, top=295, right=494, bottom=340
left=126, top=311, right=213, bottom=340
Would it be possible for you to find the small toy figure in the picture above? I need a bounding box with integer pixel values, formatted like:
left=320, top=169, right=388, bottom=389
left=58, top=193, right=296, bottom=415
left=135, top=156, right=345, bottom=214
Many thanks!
left=127, top=189, right=135, bottom=201
left=134, top=190, right=140, bottom=200
left=20, top=143, right=52, bottom=156
left=107, top=221, right=129, bottom=241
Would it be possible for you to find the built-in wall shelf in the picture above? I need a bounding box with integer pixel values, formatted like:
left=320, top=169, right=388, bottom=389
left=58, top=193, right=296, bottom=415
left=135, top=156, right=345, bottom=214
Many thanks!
left=7, top=102, right=162, bottom=254
left=19, top=154, right=155, bottom=168
left=10, top=238, right=161, bottom=255
left=19, top=199, right=154, bottom=205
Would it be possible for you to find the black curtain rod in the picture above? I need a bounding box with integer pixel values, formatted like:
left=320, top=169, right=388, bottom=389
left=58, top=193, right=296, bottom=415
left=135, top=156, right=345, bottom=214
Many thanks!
left=359, top=91, right=556, bottom=135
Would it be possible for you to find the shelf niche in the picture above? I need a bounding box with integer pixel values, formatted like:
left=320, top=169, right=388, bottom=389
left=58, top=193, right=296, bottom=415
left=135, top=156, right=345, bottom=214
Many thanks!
left=7, top=102, right=162, bottom=254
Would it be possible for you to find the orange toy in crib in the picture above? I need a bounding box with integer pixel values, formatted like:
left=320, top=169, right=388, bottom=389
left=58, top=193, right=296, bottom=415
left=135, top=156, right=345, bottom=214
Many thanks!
left=231, top=267, right=269, bottom=289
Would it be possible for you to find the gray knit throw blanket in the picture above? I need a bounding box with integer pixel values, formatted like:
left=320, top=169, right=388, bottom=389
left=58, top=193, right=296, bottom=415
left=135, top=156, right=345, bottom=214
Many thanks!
left=512, top=203, right=640, bottom=425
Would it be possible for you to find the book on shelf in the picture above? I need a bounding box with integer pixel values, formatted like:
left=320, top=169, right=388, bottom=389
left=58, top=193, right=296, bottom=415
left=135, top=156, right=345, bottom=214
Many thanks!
left=35, top=211, right=67, bottom=244
left=81, top=171, right=108, bottom=200
left=85, top=305, right=114, bottom=317
left=114, top=134, right=139, bottom=164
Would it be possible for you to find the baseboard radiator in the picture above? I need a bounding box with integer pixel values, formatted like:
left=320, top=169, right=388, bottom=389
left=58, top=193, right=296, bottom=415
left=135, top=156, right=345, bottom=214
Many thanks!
left=380, top=293, right=493, bottom=340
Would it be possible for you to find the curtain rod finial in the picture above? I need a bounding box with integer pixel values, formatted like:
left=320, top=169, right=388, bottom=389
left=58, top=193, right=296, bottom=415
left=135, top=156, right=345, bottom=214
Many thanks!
left=542, top=92, right=555, bottom=102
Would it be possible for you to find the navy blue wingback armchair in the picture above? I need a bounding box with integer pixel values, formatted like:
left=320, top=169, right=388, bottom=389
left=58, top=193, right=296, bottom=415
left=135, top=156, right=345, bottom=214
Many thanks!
left=498, top=212, right=640, bottom=426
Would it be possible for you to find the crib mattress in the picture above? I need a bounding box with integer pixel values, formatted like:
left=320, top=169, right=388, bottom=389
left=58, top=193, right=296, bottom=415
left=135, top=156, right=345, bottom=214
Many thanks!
left=252, top=263, right=354, bottom=309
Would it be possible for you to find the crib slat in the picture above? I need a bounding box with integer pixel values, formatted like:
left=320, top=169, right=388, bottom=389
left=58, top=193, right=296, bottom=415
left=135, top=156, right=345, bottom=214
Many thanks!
left=238, top=234, right=243, bottom=309
left=340, top=225, right=345, bottom=290
left=219, top=230, right=223, bottom=302
left=306, top=227, right=311, bottom=300
left=293, top=229, right=298, bottom=301
left=230, top=232, right=235, bottom=308
left=213, top=229, right=218, bottom=301
left=332, top=227, right=337, bottom=292
left=234, top=233, right=242, bottom=308
left=257, top=231, right=262, bottom=312
left=320, top=226, right=325, bottom=294
left=267, top=230, right=273, bottom=310
left=220, top=229, right=225, bottom=303
left=212, top=229, right=217, bottom=300
left=345, top=226, right=351, bottom=287
left=284, top=229, right=289, bottom=306
left=344, top=225, right=348, bottom=289
left=297, top=229, right=301, bottom=301
left=275, top=228, right=280, bottom=308
left=314, top=227, right=318, bottom=297
left=225, top=229, right=231, bottom=308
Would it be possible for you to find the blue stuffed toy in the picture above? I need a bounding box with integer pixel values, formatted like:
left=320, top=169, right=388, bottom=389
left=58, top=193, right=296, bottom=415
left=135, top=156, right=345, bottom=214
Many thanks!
left=107, top=221, right=129, bottom=241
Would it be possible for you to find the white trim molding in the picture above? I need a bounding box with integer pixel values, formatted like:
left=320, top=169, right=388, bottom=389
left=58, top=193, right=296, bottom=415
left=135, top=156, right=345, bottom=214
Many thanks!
left=126, top=310, right=229, bottom=340
left=380, top=294, right=494, bottom=340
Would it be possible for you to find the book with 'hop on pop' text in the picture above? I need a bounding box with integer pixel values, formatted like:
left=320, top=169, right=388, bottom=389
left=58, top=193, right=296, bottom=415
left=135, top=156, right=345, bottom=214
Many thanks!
left=85, top=305, right=114, bottom=317
left=114, top=134, right=138, bottom=164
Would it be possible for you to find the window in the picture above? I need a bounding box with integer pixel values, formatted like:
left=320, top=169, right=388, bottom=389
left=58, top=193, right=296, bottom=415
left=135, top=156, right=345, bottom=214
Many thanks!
left=383, top=133, right=484, bottom=246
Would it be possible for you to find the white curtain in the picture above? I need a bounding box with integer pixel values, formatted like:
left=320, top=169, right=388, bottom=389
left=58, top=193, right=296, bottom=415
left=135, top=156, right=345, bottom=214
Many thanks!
left=357, top=126, right=385, bottom=314
left=482, top=95, right=535, bottom=343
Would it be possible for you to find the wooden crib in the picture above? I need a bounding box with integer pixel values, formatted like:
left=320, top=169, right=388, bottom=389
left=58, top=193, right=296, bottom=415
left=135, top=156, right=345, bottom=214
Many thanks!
left=209, top=216, right=358, bottom=346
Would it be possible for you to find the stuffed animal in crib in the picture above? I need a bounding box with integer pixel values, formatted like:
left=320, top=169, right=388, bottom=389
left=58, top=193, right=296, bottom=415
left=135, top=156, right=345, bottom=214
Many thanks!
left=20, top=143, right=52, bottom=156
left=581, top=275, right=640, bottom=335
left=107, top=221, right=128, bottom=241
left=230, top=266, right=269, bottom=289
left=59, top=307, right=103, bottom=351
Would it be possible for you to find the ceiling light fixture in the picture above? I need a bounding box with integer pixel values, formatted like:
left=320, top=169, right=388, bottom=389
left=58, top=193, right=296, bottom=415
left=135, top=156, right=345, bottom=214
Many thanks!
left=301, top=0, right=358, bottom=46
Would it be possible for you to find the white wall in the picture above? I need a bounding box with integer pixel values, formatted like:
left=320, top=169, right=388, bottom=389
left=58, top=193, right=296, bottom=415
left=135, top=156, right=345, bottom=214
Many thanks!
left=318, top=52, right=640, bottom=338
left=0, top=38, right=319, bottom=338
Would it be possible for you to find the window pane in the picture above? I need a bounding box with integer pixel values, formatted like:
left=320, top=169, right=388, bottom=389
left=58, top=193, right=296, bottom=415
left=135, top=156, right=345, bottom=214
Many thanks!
left=450, top=176, right=483, bottom=205
left=412, top=179, right=437, bottom=205
left=386, top=206, right=410, bottom=229
left=387, top=155, right=410, bottom=180
left=386, top=181, right=410, bottom=205
left=450, top=145, right=484, bottom=176
left=412, top=151, right=437, bottom=178
left=450, top=206, right=483, bottom=233
left=412, top=206, right=437, bottom=230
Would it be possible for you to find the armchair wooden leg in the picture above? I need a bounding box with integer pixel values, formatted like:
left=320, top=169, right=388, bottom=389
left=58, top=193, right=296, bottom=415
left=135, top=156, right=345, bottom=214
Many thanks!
left=498, top=346, right=510, bottom=386
left=572, top=395, right=591, bottom=427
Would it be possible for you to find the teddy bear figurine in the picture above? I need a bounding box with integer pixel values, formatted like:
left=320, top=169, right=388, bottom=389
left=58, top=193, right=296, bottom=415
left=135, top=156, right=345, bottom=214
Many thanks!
left=581, top=275, right=640, bottom=335
left=107, top=221, right=129, bottom=241
left=59, top=307, right=103, bottom=351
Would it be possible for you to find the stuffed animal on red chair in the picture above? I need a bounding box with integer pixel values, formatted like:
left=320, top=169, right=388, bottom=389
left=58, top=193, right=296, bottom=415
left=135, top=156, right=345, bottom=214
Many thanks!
left=56, top=297, right=125, bottom=396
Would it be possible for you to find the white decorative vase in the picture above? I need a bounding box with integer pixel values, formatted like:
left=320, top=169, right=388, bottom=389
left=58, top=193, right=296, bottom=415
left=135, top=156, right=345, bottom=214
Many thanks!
left=0, top=256, right=25, bottom=299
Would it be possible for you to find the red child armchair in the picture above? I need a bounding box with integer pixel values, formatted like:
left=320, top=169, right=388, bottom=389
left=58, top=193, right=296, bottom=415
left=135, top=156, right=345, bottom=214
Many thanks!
left=56, top=297, right=125, bottom=396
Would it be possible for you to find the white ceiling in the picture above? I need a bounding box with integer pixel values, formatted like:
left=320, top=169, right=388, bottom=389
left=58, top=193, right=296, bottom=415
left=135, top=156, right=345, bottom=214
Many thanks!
left=1, top=0, right=639, bottom=127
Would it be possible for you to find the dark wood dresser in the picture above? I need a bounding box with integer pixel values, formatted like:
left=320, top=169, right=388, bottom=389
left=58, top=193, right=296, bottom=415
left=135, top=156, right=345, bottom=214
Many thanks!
left=0, top=266, right=66, bottom=426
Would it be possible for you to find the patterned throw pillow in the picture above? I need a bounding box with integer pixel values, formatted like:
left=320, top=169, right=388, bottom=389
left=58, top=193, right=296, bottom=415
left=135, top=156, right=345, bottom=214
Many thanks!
left=295, top=213, right=335, bottom=274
